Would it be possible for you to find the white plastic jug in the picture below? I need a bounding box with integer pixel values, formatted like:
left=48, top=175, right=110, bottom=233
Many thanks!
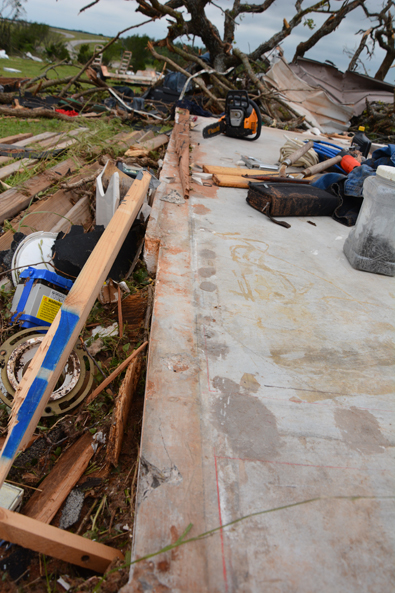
left=343, top=165, right=395, bottom=276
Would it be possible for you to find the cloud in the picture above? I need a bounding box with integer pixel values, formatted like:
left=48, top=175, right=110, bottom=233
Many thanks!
left=23, top=0, right=394, bottom=82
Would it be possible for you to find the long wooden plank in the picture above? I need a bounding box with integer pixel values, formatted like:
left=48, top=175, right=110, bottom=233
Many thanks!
left=0, top=506, right=123, bottom=572
left=213, top=174, right=250, bottom=188
left=0, top=133, right=33, bottom=144
left=23, top=432, right=95, bottom=524
left=0, top=163, right=99, bottom=250
left=0, top=173, right=151, bottom=483
left=0, top=158, right=37, bottom=181
left=0, top=129, right=90, bottom=182
left=0, top=129, right=88, bottom=170
left=174, top=109, right=190, bottom=199
left=0, top=158, right=79, bottom=224
left=38, top=127, right=88, bottom=149
left=0, top=132, right=58, bottom=166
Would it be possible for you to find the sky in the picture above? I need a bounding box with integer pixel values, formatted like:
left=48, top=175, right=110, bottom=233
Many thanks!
left=18, top=0, right=395, bottom=83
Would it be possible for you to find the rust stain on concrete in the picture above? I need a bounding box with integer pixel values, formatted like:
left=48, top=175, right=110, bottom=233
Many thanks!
left=200, top=249, right=216, bottom=259
left=213, top=376, right=281, bottom=459
left=200, top=281, right=217, bottom=292
left=335, top=407, right=390, bottom=454
left=198, top=267, right=216, bottom=278
left=193, top=204, right=211, bottom=215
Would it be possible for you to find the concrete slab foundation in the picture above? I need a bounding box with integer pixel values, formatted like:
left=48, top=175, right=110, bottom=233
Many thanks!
left=124, top=112, right=395, bottom=593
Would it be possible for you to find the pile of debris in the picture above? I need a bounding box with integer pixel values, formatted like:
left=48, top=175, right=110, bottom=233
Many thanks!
left=0, top=121, right=170, bottom=590
left=350, top=100, right=395, bottom=144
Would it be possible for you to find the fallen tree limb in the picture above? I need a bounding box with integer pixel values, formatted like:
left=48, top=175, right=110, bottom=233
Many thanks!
left=0, top=173, right=151, bottom=486
left=148, top=42, right=225, bottom=112
left=167, top=42, right=236, bottom=92
left=0, top=106, right=88, bottom=122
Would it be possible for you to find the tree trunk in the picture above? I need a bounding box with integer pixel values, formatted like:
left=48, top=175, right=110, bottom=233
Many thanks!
left=374, top=49, right=395, bottom=80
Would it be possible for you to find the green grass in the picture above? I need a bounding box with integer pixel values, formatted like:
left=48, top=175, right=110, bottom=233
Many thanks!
left=0, top=56, right=83, bottom=80
left=50, top=27, right=109, bottom=42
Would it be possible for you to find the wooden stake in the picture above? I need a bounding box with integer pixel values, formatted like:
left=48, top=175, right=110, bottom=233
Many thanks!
left=0, top=173, right=151, bottom=487
left=0, top=506, right=123, bottom=572
left=85, top=342, right=148, bottom=406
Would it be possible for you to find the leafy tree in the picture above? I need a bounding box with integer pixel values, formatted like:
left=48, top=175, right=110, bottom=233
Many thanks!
left=77, top=43, right=93, bottom=64
left=44, top=40, right=70, bottom=62
left=123, top=34, right=151, bottom=71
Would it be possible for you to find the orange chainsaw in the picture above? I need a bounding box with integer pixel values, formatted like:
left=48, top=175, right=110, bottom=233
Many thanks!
left=202, top=91, right=262, bottom=141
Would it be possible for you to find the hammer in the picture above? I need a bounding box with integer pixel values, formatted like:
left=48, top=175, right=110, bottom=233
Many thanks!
left=301, top=149, right=361, bottom=177
left=278, top=140, right=315, bottom=177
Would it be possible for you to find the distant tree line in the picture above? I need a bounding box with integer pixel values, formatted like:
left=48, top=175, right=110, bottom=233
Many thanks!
left=78, top=34, right=204, bottom=72
left=0, top=17, right=203, bottom=71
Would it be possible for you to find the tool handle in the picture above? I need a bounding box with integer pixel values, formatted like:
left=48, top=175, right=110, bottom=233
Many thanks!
left=302, top=154, right=342, bottom=177
left=283, top=140, right=315, bottom=167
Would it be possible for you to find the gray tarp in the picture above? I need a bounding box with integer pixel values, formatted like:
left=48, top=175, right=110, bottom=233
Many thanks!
left=291, top=57, right=394, bottom=117
left=263, top=56, right=394, bottom=134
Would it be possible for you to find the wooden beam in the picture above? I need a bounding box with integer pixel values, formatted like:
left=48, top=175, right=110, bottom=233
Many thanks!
left=0, top=173, right=151, bottom=485
left=213, top=174, right=250, bottom=189
left=0, top=162, right=99, bottom=251
left=0, top=158, right=79, bottom=224
left=0, top=506, right=123, bottom=572
left=0, top=133, right=33, bottom=144
left=23, top=432, right=95, bottom=524
left=173, top=109, right=190, bottom=199
left=0, top=158, right=37, bottom=181
left=107, top=354, right=142, bottom=467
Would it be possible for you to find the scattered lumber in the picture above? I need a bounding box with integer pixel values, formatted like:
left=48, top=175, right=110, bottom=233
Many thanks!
left=0, top=130, right=88, bottom=181
left=0, top=172, right=151, bottom=485
left=0, top=506, right=123, bottom=572
left=0, top=131, right=58, bottom=166
left=50, top=196, right=91, bottom=234
left=0, top=133, right=33, bottom=144
left=22, top=432, right=95, bottom=524
left=0, top=158, right=37, bottom=180
left=0, top=161, right=99, bottom=250
left=124, top=134, right=169, bottom=157
left=0, top=158, right=79, bottom=224
left=85, top=342, right=148, bottom=406
left=107, top=354, right=143, bottom=467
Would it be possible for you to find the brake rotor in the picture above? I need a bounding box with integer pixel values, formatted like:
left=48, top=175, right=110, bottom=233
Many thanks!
left=0, top=327, right=94, bottom=417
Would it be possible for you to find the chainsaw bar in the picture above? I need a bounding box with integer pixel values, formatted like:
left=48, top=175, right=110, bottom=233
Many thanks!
left=202, top=119, right=226, bottom=139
